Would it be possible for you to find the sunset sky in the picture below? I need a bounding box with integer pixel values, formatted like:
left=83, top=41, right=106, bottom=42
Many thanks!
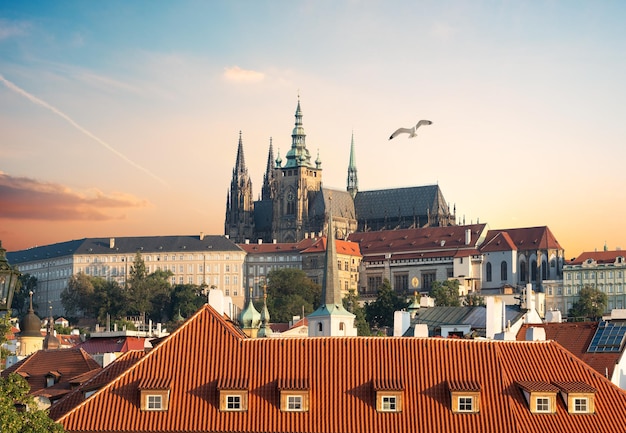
left=1, top=1, right=625, bottom=258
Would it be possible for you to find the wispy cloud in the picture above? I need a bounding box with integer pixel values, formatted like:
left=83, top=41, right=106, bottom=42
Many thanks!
left=0, top=19, right=30, bottom=40
left=223, top=66, right=265, bottom=82
left=0, top=172, right=148, bottom=221
left=0, top=74, right=170, bottom=187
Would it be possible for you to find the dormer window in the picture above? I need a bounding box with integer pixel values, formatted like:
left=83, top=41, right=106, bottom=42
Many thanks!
left=46, top=371, right=61, bottom=388
left=517, top=381, right=558, bottom=414
left=553, top=381, right=596, bottom=414
left=372, top=378, right=404, bottom=413
left=138, top=377, right=171, bottom=411
left=448, top=380, right=481, bottom=414
left=278, top=378, right=309, bottom=412
left=217, top=378, right=249, bottom=412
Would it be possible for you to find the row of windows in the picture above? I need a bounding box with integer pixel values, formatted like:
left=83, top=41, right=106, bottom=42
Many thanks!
left=550, top=284, right=626, bottom=296
left=82, top=264, right=240, bottom=276
left=77, top=253, right=240, bottom=264
left=566, top=271, right=624, bottom=280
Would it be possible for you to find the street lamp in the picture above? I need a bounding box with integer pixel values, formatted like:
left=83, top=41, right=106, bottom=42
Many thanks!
left=0, top=240, right=20, bottom=315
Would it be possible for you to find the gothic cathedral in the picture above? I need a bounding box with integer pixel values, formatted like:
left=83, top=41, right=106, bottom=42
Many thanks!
left=225, top=98, right=456, bottom=244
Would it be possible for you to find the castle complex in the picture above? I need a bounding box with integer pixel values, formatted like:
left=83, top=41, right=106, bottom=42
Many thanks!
left=225, top=98, right=457, bottom=244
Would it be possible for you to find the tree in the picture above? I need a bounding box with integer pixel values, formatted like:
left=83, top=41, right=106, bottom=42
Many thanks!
left=61, top=273, right=98, bottom=318
left=13, top=274, right=36, bottom=317
left=465, top=292, right=485, bottom=306
left=365, top=279, right=408, bottom=330
left=0, top=373, right=64, bottom=432
left=170, top=284, right=206, bottom=319
left=127, top=252, right=151, bottom=316
left=265, top=268, right=321, bottom=323
left=0, top=313, right=12, bottom=368
left=343, top=289, right=370, bottom=336
left=430, top=279, right=461, bottom=307
left=569, top=286, right=607, bottom=320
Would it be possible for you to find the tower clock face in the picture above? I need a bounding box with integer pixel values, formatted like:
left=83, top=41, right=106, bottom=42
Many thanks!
left=287, top=191, right=295, bottom=202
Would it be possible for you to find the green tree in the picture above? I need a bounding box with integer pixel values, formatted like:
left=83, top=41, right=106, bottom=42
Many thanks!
left=465, top=292, right=485, bottom=306
left=61, top=273, right=99, bottom=318
left=13, top=274, right=36, bottom=317
left=0, top=373, right=64, bottom=433
left=430, top=279, right=461, bottom=306
left=0, top=313, right=12, bottom=367
left=569, top=286, right=607, bottom=320
left=146, top=270, right=174, bottom=322
left=265, top=268, right=321, bottom=323
left=170, top=284, right=206, bottom=319
left=127, top=252, right=151, bottom=316
left=343, top=289, right=370, bottom=336
left=365, top=279, right=408, bottom=330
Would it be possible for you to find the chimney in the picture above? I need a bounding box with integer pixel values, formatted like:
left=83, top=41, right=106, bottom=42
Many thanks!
left=109, top=238, right=115, bottom=249
left=273, top=239, right=277, bottom=244
left=258, top=239, right=263, bottom=244
left=525, top=327, right=546, bottom=341
left=200, top=231, right=205, bottom=241
left=465, top=229, right=471, bottom=245
left=245, top=239, right=250, bottom=244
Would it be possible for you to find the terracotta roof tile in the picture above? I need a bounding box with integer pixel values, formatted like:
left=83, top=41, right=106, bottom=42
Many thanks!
left=517, top=381, right=560, bottom=393
left=57, top=305, right=626, bottom=433
left=569, top=250, right=626, bottom=265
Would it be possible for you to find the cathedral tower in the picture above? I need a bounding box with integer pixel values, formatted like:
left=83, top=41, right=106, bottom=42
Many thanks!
left=346, top=131, right=358, bottom=199
left=272, top=98, right=323, bottom=243
left=224, top=132, right=255, bottom=242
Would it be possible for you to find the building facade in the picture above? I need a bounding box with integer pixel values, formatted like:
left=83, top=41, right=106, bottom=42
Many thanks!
left=8, top=235, right=246, bottom=316
left=546, top=250, right=626, bottom=314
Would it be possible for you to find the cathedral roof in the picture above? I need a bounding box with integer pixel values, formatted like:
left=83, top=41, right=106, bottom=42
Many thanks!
left=354, top=184, right=448, bottom=222
left=482, top=226, right=563, bottom=252
left=309, top=188, right=356, bottom=220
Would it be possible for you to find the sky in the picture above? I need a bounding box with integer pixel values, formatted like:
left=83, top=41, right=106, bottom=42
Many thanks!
left=1, top=1, right=625, bottom=258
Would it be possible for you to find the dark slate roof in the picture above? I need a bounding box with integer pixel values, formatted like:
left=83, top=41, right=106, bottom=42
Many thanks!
left=354, top=184, right=448, bottom=221
left=309, top=187, right=356, bottom=220
left=7, top=235, right=242, bottom=263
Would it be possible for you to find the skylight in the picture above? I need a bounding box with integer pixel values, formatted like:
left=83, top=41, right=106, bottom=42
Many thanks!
left=588, top=321, right=626, bottom=353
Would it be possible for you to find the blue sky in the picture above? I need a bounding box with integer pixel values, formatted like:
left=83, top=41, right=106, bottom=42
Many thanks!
left=1, top=1, right=626, bottom=256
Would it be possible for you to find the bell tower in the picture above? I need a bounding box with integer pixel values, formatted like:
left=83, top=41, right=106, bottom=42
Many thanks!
left=272, top=97, right=322, bottom=242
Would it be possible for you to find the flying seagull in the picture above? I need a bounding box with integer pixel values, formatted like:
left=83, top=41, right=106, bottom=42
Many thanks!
left=389, top=119, right=433, bottom=140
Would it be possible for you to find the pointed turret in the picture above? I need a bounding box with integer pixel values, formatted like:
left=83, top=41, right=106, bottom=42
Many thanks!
left=284, top=97, right=313, bottom=168
left=308, top=194, right=357, bottom=336
left=347, top=131, right=358, bottom=198
left=239, top=288, right=261, bottom=338
left=224, top=131, right=255, bottom=242
left=262, top=138, right=275, bottom=200
left=257, top=286, right=272, bottom=338
left=43, top=305, right=60, bottom=350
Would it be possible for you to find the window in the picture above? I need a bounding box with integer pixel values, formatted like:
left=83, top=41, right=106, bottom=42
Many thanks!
left=535, top=397, right=550, bottom=412
left=500, top=261, right=507, bottom=280
left=574, top=398, right=588, bottom=413
left=147, top=395, right=162, bottom=410
left=287, top=395, right=302, bottom=411
left=458, top=396, right=473, bottom=412
left=486, top=263, right=492, bottom=282
left=381, top=396, right=397, bottom=411
left=226, top=395, right=241, bottom=410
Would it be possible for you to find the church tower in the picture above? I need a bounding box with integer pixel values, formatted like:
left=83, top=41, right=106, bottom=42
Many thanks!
left=272, top=98, right=323, bottom=243
left=346, top=131, right=358, bottom=199
left=261, top=138, right=275, bottom=201
left=224, top=132, right=255, bottom=242
left=308, top=196, right=357, bottom=337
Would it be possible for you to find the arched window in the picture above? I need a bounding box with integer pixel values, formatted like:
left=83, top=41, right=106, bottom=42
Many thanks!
left=486, top=263, right=492, bottom=282
left=520, top=261, right=527, bottom=282
left=317, top=323, right=323, bottom=332
left=501, top=261, right=508, bottom=280
left=542, top=260, right=547, bottom=280
left=531, top=260, right=537, bottom=281
left=339, top=322, right=345, bottom=331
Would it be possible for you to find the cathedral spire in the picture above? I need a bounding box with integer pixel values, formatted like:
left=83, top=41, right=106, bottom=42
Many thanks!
left=284, top=97, right=312, bottom=168
left=347, top=131, right=358, bottom=198
left=224, top=132, right=254, bottom=242
left=262, top=137, right=275, bottom=200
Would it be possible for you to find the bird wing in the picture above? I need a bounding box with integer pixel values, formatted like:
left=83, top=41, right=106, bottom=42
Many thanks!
left=389, top=127, right=413, bottom=140
left=415, top=119, right=433, bottom=129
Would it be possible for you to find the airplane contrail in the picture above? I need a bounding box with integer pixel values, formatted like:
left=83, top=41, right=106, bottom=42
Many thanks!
left=0, top=74, right=170, bottom=188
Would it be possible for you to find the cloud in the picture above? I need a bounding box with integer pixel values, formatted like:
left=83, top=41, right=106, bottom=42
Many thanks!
left=0, top=172, right=148, bottom=221
left=0, top=19, right=30, bottom=40
left=223, top=66, right=265, bottom=83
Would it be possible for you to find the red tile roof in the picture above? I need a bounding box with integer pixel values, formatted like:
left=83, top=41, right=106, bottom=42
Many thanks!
left=569, top=250, right=626, bottom=265
left=1, top=348, right=101, bottom=399
left=516, top=322, right=621, bottom=379
left=482, top=226, right=563, bottom=251
left=300, top=237, right=361, bottom=256
left=78, top=336, right=147, bottom=354
left=57, top=305, right=626, bottom=433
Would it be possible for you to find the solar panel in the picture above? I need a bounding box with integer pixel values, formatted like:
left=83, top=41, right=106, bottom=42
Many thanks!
left=588, top=321, right=626, bottom=353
